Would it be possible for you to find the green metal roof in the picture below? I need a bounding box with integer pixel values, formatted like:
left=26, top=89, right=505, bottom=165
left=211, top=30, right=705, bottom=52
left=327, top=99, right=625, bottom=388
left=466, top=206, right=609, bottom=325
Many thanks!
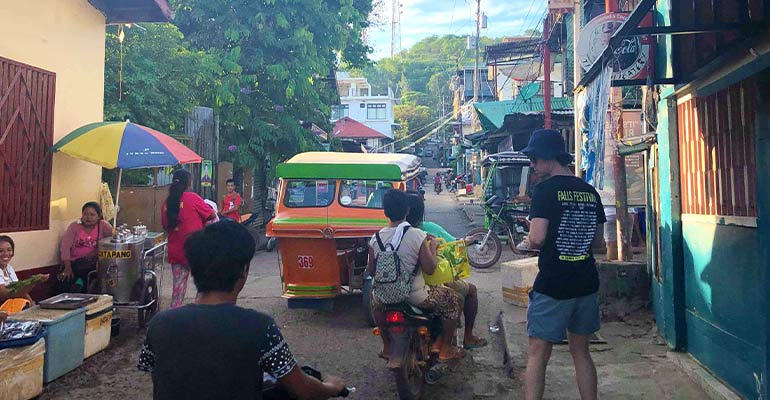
left=472, top=97, right=574, bottom=132
left=276, top=152, right=421, bottom=180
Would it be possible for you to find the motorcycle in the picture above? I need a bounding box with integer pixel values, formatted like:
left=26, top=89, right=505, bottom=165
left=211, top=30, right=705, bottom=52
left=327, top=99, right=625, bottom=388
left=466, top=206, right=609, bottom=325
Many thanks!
left=262, top=365, right=354, bottom=399
left=465, top=195, right=533, bottom=269
left=376, top=303, right=448, bottom=400
left=433, top=182, right=442, bottom=194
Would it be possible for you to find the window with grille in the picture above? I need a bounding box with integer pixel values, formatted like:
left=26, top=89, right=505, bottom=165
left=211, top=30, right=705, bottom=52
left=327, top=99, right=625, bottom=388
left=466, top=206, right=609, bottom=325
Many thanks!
left=677, top=78, right=757, bottom=218
left=367, top=103, right=386, bottom=120
left=0, top=57, right=55, bottom=233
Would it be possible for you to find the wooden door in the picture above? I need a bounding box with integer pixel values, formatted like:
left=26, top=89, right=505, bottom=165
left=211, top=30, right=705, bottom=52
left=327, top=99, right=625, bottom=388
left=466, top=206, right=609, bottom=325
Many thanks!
left=0, top=56, right=56, bottom=232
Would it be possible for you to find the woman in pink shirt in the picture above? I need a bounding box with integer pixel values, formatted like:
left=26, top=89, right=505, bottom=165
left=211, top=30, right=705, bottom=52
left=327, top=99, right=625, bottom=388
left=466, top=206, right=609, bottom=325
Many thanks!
left=59, top=202, right=113, bottom=292
left=162, top=169, right=216, bottom=308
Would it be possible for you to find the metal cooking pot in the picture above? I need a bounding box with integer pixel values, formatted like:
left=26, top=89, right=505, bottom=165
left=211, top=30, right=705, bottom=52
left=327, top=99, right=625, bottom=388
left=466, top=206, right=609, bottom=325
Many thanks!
left=95, top=236, right=145, bottom=304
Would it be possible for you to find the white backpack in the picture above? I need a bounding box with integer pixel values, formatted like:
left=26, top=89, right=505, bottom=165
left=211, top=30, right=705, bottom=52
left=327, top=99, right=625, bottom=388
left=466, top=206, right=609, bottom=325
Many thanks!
left=372, top=226, right=419, bottom=304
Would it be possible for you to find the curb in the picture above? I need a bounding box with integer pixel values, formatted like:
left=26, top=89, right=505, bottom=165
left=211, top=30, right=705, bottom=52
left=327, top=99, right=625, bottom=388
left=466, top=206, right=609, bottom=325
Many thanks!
left=496, top=311, right=515, bottom=378
left=667, top=352, right=742, bottom=400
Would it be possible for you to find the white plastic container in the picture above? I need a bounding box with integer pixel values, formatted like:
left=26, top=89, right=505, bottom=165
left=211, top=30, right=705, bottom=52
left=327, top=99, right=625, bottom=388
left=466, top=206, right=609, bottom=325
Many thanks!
left=84, top=295, right=113, bottom=358
left=501, top=257, right=539, bottom=307
left=0, top=338, right=46, bottom=400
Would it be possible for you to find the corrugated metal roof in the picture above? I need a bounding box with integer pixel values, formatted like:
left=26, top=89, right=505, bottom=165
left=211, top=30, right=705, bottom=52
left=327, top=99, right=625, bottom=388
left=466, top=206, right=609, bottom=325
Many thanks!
left=473, top=97, right=574, bottom=131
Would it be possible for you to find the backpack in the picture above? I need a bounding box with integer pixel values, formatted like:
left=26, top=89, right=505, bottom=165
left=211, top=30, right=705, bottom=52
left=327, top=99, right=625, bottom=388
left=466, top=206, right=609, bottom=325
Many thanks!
left=372, top=226, right=419, bottom=304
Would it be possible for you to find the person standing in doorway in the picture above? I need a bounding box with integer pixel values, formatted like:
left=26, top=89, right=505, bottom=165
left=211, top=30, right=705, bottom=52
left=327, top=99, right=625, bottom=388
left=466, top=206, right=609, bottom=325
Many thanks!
left=162, top=170, right=217, bottom=308
left=521, top=129, right=606, bottom=400
left=220, top=179, right=243, bottom=222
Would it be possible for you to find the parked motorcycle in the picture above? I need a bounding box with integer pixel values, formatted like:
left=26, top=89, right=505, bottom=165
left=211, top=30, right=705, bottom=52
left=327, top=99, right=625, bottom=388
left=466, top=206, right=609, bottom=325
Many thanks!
left=375, top=303, right=447, bottom=400
left=465, top=195, right=533, bottom=268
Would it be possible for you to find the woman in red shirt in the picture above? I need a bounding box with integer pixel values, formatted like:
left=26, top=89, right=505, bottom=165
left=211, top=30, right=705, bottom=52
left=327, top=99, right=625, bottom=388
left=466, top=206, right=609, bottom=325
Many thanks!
left=162, top=170, right=216, bottom=308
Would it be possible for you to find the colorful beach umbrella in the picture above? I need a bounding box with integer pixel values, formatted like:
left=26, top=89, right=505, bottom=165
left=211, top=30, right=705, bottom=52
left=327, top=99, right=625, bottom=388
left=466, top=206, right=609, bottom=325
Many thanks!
left=52, top=121, right=202, bottom=169
left=53, top=121, right=202, bottom=226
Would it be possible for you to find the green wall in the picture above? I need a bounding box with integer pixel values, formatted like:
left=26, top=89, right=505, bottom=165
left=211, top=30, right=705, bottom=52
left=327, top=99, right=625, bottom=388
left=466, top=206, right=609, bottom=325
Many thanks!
left=682, top=221, right=764, bottom=397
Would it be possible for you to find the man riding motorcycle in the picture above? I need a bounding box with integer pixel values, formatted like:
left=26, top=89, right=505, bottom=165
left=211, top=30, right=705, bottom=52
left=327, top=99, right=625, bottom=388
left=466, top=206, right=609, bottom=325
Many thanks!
left=433, top=174, right=442, bottom=194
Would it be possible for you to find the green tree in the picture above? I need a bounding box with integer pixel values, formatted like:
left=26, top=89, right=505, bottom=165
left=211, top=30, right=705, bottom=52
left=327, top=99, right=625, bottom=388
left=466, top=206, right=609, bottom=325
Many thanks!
left=102, top=23, right=222, bottom=186
left=104, top=23, right=221, bottom=134
left=394, top=104, right=433, bottom=142
left=171, top=0, right=374, bottom=170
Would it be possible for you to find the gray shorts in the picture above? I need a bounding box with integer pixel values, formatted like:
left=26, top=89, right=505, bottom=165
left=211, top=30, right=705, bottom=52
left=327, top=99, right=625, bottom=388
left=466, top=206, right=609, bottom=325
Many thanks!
left=526, top=290, right=600, bottom=343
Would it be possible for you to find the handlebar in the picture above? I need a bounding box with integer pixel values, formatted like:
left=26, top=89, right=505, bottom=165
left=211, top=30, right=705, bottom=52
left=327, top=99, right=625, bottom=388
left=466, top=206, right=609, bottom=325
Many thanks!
left=338, top=387, right=355, bottom=397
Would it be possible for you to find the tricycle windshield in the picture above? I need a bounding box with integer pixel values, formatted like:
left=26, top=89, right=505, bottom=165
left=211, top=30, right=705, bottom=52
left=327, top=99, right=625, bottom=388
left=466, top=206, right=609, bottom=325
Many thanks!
left=338, top=180, right=396, bottom=208
left=283, top=180, right=337, bottom=208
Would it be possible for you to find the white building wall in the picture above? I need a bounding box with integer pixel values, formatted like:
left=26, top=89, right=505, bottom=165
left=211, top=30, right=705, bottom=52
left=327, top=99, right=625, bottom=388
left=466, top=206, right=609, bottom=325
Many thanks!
left=334, top=72, right=397, bottom=139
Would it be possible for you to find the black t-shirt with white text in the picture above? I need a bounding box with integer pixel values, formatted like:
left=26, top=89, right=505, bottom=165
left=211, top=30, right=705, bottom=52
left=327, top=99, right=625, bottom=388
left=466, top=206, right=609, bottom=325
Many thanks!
left=529, top=175, right=606, bottom=299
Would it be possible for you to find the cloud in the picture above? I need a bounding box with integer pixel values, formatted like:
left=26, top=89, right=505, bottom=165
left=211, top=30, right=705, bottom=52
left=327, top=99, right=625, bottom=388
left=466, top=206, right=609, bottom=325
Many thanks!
left=367, top=0, right=546, bottom=60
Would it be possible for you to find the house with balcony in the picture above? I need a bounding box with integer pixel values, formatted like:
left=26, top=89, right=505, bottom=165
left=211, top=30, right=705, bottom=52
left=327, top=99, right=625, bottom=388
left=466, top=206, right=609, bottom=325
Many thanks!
left=332, top=72, right=398, bottom=141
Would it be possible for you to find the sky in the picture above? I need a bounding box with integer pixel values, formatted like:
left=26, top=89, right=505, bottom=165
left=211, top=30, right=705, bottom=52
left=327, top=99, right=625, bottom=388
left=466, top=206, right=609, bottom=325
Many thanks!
left=366, top=0, right=549, bottom=61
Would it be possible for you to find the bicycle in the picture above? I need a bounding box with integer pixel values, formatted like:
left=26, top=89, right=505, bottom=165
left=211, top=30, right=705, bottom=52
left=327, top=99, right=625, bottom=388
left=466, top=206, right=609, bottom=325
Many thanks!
left=465, top=195, right=533, bottom=269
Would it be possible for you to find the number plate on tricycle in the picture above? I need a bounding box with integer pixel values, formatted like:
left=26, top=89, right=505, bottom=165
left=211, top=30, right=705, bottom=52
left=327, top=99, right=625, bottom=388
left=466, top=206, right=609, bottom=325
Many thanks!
left=298, top=255, right=314, bottom=269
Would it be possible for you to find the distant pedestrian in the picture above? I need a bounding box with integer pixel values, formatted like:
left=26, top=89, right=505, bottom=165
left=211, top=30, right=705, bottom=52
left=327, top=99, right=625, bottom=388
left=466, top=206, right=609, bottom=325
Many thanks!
left=220, top=179, right=243, bottom=222
left=162, top=170, right=217, bottom=308
left=521, top=129, right=606, bottom=400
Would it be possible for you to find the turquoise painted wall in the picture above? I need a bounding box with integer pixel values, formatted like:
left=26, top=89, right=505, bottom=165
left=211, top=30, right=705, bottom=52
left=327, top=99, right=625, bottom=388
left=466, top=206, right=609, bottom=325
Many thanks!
left=682, top=221, right=763, bottom=397
left=650, top=0, right=687, bottom=351
left=755, top=84, right=770, bottom=399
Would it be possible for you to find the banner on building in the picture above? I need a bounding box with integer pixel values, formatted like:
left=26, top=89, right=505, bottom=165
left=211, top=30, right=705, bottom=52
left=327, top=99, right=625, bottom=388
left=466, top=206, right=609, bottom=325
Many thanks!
left=201, top=160, right=213, bottom=187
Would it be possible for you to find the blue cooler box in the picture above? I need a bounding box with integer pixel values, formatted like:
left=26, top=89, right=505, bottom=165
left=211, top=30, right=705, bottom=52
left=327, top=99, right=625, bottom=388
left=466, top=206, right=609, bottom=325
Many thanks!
left=15, top=306, right=86, bottom=382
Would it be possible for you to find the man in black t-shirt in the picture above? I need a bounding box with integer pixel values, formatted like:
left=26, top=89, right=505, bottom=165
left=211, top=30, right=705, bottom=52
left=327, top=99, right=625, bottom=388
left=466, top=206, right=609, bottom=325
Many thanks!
left=521, top=129, right=606, bottom=400
left=137, top=220, right=346, bottom=400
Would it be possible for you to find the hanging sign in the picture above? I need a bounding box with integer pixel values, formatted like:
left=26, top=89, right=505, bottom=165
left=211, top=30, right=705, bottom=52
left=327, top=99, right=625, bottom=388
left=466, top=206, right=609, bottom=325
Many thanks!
left=201, top=160, right=213, bottom=187
left=576, top=13, right=654, bottom=81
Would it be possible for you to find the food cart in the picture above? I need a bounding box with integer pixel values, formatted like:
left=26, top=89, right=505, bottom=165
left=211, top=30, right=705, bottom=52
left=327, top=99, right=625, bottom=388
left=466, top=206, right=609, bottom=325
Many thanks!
left=266, top=152, right=422, bottom=322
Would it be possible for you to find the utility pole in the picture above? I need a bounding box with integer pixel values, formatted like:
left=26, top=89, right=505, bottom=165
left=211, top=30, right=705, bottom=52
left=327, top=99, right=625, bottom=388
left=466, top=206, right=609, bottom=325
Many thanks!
left=473, top=0, right=481, bottom=101
left=605, top=0, right=631, bottom=261
left=543, top=16, right=552, bottom=129
left=573, top=0, right=582, bottom=176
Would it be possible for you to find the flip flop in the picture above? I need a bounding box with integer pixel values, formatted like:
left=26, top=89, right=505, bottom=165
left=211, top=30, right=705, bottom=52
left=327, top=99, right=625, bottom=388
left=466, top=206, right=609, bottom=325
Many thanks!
left=463, top=337, right=488, bottom=350
left=438, top=347, right=466, bottom=362
left=378, top=351, right=389, bottom=360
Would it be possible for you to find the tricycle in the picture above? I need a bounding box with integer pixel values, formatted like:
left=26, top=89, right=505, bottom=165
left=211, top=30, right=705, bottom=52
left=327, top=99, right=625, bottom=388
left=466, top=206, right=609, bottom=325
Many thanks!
left=266, top=152, right=423, bottom=325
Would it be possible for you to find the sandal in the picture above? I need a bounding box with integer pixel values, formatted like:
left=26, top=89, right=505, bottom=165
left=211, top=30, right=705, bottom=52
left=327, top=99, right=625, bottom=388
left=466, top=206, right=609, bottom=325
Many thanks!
left=463, top=337, right=488, bottom=350
left=378, top=351, right=389, bottom=360
left=438, top=347, right=466, bottom=362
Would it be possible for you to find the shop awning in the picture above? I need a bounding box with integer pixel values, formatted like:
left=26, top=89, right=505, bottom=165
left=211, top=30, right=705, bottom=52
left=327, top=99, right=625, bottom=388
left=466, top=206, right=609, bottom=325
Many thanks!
left=473, top=97, right=573, bottom=132
left=88, top=0, right=172, bottom=23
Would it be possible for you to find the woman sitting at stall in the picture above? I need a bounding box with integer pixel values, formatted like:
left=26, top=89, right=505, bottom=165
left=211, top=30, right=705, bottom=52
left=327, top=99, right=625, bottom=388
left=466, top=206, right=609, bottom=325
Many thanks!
left=1, top=235, right=49, bottom=313
left=59, top=202, right=113, bottom=293
left=162, top=169, right=217, bottom=309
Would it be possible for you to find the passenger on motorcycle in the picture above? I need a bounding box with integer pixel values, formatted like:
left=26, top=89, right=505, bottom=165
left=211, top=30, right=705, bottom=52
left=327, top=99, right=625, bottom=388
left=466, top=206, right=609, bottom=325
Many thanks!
left=367, top=189, right=465, bottom=361
left=138, top=221, right=347, bottom=400
left=405, top=192, right=488, bottom=350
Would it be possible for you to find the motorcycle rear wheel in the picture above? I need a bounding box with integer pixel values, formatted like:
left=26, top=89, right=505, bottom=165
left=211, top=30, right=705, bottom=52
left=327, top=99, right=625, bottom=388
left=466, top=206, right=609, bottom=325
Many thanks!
left=394, top=341, right=424, bottom=400
left=466, top=227, right=502, bottom=269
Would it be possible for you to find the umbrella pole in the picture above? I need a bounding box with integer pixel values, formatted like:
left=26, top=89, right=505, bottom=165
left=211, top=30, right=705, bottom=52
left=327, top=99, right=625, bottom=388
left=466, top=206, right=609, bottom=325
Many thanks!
left=113, top=169, right=122, bottom=227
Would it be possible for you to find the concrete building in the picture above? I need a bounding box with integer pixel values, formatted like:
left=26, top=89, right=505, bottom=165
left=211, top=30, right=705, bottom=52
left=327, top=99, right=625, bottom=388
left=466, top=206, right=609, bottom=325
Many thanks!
left=0, top=0, right=170, bottom=292
left=332, top=72, right=398, bottom=140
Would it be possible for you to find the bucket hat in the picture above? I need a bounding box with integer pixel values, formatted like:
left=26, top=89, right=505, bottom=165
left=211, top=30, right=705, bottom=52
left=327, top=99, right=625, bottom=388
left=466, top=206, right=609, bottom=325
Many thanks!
left=520, top=129, right=570, bottom=160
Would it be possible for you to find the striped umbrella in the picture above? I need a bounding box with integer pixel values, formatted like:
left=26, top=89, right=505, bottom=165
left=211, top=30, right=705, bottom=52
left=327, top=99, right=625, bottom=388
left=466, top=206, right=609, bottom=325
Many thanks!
left=53, top=121, right=202, bottom=226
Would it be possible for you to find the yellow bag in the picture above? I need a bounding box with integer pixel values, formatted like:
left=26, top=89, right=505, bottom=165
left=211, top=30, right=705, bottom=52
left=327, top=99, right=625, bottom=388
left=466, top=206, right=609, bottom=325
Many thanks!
left=423, top=239, right=471, bottom=286
left=439, top=239, right=471, bottom=280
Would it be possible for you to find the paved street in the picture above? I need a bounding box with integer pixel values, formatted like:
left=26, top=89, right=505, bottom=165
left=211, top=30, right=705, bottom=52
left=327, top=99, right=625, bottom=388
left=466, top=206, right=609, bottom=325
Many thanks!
left=39, top=184, right=516, bottom=399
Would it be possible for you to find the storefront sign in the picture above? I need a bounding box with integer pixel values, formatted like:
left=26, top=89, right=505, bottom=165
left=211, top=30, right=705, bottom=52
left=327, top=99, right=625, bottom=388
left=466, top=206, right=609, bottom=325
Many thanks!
left=576, top=13, right=653, bottom=81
